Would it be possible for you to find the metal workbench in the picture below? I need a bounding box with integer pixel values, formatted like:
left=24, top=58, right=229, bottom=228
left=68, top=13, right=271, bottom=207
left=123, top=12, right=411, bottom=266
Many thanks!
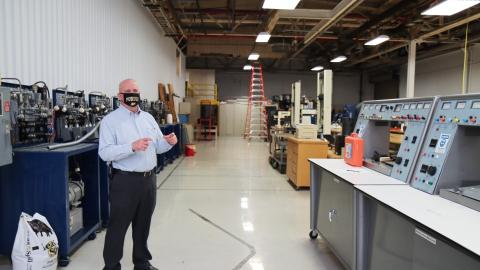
left=309, top=159, right=480, bottom=270
left=0, top=143, right=101, bottom=266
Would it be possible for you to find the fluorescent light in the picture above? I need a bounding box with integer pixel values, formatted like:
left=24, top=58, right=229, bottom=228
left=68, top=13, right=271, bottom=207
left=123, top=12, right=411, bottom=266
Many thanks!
left=248, top=53, right=260, bottom=61
left=330, top=56, right=347, bottom=63
left=365, top=35, right=390, bottom=46
left=263, top=0, right=300, bottom=10
left=256, top=32, right=271, bottom=43
left=311, top=66, right=324, bottom=71
left=422, top=0, right=480, bottom=16
left=243, top=65, right=252, bottom=70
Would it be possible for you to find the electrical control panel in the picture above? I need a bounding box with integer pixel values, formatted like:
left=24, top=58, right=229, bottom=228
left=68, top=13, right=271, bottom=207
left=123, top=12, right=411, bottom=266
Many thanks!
left=88, top=93, right=112, bottom=124
left=2, top=81, right=53, bottom=146
left=0, top=87, right=13, bottom=166
left=411, top=94, right=480, bottom=194
left=53, top=88, right=92, bottom=142
left=354, top=97, right=437, bottom=182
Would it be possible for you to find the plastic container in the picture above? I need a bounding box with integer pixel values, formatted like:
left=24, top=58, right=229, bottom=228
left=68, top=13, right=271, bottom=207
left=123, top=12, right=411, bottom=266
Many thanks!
left=185, top=144, right=196, bottom=157
left=166, top=113, right=173, bottom=124
left=179, top=114, right=189, bottom=124
left=344, top=133, right=364, bottom=167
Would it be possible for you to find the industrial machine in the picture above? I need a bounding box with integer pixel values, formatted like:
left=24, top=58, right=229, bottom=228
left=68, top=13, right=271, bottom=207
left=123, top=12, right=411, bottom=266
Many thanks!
left=88, top=92, right=111, bottom=121
left=2, top=81, right=53, bottom=146
left=409, top=94, right=480, bottom=210
left=290, top=81, right=318, bottom=138
left=112, top=96, right=120, bottom=109
left=0, top=80, right=54, bottom=167
left=275, top=111, right=291, bottom=128
left=290, top=70, right=333, bottom=137
left=354, top=97, right=437, bottom=182
left=268, top=131, right=289, bottom=174
left=0, top=87, right=12, bottom=166
left=53, top=87, right=93, bottom=142
left=68, top=160, right=85, bottom=237
left=146, top=100, right=168, bottom=125
left=317, top=70, right=333, bottom=135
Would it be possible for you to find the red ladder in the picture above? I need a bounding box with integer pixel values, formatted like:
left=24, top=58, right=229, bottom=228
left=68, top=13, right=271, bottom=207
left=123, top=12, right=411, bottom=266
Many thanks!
left=244, top=63, right=268, bottom=140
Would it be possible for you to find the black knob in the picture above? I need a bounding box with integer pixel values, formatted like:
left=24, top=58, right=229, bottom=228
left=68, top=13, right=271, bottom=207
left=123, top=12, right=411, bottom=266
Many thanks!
left=427, top=166, right=437, bottom=176
left=395, top=157, right=403, bottom=165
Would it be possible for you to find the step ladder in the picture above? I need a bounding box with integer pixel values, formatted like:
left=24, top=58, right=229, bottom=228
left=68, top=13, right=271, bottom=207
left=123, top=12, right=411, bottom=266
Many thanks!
left=244, top=63, right=268, bottom=141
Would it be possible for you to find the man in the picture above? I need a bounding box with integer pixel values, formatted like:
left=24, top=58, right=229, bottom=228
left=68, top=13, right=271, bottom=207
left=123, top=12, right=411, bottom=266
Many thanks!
left=99, top=79, right=177, bottom=270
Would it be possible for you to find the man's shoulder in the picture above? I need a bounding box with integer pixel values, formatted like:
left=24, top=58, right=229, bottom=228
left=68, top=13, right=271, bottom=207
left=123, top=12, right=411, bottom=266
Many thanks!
left=141, top=111, right=156, bottom=121
left=102, top=108, right=122, bottom=123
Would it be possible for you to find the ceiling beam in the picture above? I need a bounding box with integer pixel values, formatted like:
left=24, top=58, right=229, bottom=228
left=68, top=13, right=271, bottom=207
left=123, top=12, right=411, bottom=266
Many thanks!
left=348, top=12, right=480, bottom=66
left=304, top=0, right=364, bottom=44
left=281, top=0, right=364, bottom=63
left=165, top=0, right=185, bottom=37
left=178, top=17, right=362, bottom=27
left=195, top=0, right=207, bottom=35
left=266, top=11, right=280, bottom=33
left=418, top=12, right=480, bottom=41
left=278, top=9, right=332, bottom=20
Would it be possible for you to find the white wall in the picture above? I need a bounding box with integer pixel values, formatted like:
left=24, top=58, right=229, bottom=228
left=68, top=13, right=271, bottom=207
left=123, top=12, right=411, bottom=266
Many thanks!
left=215, top=71, right=362, bottom=109
left=399, top=44, right=480, bottom=97
left=187, top=69, right=215, bottom=85
left=0, top=0, right=186, bottom=101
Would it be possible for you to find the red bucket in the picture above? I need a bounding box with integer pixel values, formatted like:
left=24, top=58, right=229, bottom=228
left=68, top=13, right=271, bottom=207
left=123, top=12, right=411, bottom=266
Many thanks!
left=185, top=144, right=196, bottom=157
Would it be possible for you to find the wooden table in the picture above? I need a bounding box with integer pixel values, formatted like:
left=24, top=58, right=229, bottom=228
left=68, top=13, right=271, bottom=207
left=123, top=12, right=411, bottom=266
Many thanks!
left=286, top=137, right=328, bottom=188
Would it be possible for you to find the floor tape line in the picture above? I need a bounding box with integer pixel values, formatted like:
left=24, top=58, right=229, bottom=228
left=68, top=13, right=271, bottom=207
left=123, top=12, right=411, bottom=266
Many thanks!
left=157, top=156, right=185, bottom=189
left=189, top=209, right=256, bottom=270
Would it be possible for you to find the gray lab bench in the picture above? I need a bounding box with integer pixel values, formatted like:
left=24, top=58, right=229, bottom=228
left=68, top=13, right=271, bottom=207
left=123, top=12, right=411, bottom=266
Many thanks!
left=309, top=159, right=480, bottom=270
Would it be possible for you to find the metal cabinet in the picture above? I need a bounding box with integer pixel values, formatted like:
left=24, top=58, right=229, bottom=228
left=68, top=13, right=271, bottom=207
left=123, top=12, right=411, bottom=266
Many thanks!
left=363, top=197, right=480, bottom=270
left=317, top=169, right=355, bottom=269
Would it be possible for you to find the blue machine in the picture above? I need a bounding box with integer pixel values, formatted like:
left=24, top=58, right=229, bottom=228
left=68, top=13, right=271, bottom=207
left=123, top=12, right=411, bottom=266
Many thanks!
left=159, top=124, right=182, bottom=164
left=0, top=143, right=101, bottom=267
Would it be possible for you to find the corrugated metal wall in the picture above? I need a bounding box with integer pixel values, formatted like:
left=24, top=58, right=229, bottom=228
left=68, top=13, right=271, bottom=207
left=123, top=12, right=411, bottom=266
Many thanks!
left=0, top=0, right=186, bottom=100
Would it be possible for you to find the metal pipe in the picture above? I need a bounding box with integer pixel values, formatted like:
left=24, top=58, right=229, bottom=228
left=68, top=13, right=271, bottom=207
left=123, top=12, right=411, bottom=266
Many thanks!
left=47, top=121, right=101, bottom=150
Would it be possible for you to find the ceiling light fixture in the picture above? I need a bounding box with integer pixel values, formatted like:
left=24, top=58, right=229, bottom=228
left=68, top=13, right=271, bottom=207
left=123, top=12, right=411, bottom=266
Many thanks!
left=422, top=0, right=480, bottom=16
left=243, top=65, right=252, bottom=70
left=365, top=35, right=390, bottom=46
left=248, top=53, right=260, bottom=61
left=256, top=32, right=271, bottom=43
left=311, top=66, right=324, bottom=71
left=330, top=56, right=347, bottom=63
left=262, top=0, right=301, bottom=10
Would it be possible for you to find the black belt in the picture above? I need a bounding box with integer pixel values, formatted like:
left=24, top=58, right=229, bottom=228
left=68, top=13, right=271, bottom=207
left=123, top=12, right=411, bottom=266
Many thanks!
left=112, top=168, right=155, bottom=177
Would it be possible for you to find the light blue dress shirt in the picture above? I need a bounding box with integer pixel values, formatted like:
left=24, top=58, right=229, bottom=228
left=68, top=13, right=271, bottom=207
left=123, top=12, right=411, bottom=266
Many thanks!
left=98, top=105, right=173, bottom=172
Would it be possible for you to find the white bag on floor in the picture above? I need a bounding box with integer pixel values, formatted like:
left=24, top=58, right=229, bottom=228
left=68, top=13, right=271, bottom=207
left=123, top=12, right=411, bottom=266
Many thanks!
left=11, top=212, right=59, bottom=270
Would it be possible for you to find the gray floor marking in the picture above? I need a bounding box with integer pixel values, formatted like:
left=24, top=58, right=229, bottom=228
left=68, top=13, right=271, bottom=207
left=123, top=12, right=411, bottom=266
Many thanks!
left=159, top=188, right=298, bottom=192
left=189, top=209, right=256, bottom=270
left=157, top=156, right=185, bottom=189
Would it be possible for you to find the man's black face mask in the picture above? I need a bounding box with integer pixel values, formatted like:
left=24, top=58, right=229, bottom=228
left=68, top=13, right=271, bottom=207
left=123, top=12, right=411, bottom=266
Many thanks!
left=123, top=93, right=140, bottom=107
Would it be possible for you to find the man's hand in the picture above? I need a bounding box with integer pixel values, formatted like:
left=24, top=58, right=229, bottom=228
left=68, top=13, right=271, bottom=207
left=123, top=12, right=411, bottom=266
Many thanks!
left=132, top=138, right=152, bottom=152
left=164, top=133, right=178, bottom=146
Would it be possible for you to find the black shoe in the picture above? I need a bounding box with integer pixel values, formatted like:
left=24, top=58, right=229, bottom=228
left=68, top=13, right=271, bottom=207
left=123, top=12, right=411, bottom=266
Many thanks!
left=133, top=266, right=158, bottom=270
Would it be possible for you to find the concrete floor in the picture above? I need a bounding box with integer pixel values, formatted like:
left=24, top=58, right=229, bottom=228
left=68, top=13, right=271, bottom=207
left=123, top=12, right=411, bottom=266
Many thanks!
left=0, top=137, right=343, bottom=270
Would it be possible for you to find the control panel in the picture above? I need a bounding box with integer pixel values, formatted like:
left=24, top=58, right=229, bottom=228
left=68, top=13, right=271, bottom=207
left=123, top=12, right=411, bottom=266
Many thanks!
left=0, top=87, right=13, bottom=166
left=411, top=94, right=480, bottom=194
left=52, top=88, right=92, bottom=142
left=354, top=97, right=437, bottom=182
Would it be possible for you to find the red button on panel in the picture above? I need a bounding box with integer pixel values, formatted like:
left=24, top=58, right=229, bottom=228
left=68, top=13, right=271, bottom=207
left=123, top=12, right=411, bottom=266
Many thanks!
left=4, top=101, right=10, bottom=112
